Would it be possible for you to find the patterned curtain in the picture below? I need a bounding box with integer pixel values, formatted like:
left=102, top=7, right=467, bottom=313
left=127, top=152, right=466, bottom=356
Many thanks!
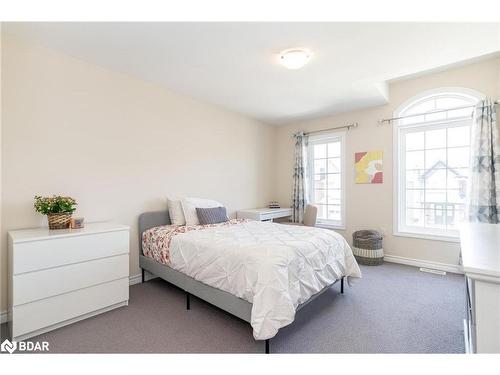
left=292, top=132, right=309, bottom=223
left=467, top=99, right=500, bottom=223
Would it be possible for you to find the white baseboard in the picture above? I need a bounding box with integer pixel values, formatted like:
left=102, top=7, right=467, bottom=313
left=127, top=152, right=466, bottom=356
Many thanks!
left=384, top=254, right=463, bottom=274
left=129, top=273, right=143, bottom=286
left=129, top=272, right=157, bottom=285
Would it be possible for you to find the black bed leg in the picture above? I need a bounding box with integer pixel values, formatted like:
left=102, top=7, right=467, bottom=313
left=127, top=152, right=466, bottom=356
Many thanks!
left=341, top=277, right=344, bottom=294
left=186, top=292, right=191, bottom=310
left=141, top=268, right=145, bottom=283
left=265, top=339, right=270, bottom=354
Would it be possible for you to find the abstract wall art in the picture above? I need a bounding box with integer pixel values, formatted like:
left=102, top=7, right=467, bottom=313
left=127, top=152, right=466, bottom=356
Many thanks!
left=355, top=151, right=383, bottom=184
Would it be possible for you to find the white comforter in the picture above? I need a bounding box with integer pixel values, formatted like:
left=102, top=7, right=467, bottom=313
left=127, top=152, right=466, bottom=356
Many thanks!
left=167, top=220, right=361, bottom=340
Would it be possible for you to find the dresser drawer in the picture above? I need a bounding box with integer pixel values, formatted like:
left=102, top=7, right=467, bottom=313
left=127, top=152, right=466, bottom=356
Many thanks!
left=12, top=277, right=129, bottom=338
left=13, top=254, right=129, bottom=306
left=12, top=230, right=129, bottom=274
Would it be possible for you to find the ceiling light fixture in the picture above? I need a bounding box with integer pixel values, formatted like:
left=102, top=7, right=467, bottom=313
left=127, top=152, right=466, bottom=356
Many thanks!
left=279, top=49, right=311, bottom=70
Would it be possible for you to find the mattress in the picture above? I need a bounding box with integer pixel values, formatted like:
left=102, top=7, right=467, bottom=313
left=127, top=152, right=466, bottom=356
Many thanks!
left=142, top=219, right=361, bottom=340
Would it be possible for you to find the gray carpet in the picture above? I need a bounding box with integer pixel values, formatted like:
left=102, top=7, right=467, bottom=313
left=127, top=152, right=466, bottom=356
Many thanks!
left=1, top=263, right=465, bottom=353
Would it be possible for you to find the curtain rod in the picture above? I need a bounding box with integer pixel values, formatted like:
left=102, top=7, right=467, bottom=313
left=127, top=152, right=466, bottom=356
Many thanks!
left=304, top=122, right=358, bottom=135
left=378, top=100, right=499, bottom=125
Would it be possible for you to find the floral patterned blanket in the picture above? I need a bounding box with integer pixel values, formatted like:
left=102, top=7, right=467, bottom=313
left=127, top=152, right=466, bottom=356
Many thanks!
left=142, top=219, right=248, bottom=265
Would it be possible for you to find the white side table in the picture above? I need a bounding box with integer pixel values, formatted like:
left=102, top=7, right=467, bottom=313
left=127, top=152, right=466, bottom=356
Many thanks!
left=236, top=207, right=292, bottom=222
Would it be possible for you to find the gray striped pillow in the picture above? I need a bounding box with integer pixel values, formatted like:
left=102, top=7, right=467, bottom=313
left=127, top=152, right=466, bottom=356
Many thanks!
left=196, top=206, right=229, bottom=225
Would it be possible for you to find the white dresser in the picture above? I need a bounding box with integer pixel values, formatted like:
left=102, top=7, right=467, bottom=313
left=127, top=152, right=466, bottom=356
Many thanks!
left=8, top=222, right=130, bottom=341
left=236, top=207, right=292, bottom=222
left=460, top=223, right=500, bottom=353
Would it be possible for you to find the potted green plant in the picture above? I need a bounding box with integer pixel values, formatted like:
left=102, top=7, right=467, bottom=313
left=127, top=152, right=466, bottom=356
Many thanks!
left=34, top=195, right=78, bottom=230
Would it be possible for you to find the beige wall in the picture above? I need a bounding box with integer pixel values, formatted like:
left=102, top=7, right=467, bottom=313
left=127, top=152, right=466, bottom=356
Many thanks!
left=1, top=33, right=499, bottom=313
left=0, top=36, right=275, bottom=311
left=275, top=57, right=500, bottom=267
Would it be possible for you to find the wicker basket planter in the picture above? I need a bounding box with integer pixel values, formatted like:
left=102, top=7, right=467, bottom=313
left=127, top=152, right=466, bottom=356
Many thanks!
left=47, top=213, right=72, bottom=230
left=352, top=230, right=384, bottom=265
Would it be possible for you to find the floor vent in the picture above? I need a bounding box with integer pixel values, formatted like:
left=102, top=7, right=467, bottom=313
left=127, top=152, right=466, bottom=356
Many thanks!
left=419, top=267, right=446, bottom=275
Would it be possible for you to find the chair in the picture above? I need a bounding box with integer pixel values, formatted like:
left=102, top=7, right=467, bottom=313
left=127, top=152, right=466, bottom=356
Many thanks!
left=303, top=204, right=318, bottom=227
left=285, top=204, right=318, bottom=227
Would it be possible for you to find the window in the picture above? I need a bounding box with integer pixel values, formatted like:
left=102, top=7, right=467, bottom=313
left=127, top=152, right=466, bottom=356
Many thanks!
left=307, top=131, right=345, bottom=228
left=394, top=89, right=482, bottom=240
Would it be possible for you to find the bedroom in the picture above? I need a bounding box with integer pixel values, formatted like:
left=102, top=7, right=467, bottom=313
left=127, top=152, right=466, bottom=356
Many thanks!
left=1, top=1, right=500, bottom=372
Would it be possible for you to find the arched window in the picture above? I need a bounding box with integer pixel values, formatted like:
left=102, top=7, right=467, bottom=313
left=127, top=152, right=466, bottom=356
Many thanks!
left=394, top=88, right=483, bottom=240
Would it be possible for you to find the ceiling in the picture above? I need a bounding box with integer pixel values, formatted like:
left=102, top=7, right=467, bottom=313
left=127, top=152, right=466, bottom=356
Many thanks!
left=4, top=22, right=500, bottom=125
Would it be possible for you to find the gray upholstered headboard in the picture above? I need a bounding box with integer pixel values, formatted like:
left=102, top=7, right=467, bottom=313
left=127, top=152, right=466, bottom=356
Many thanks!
left=138, top=210, right=171, bottom=254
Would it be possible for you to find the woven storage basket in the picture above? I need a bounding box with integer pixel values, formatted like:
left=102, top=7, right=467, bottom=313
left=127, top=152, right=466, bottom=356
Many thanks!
left=352, top=230, right=384, bottom=265
left=47, top=213, right=72, bottom=230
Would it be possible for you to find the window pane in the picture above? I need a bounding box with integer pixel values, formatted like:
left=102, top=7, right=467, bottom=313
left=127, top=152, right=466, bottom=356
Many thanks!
left=314, top=174, right=327, bottom=189
left=328, top=142, right=340, bottom=157
left=405, top=99, right=436, bottom=115
left=327, top=158, right=341, bottom=173
left=327, top=205, right=341, bottom=221
left=327, top=174, right=341, bottom=189
left=327, top=189, right=341, bottom=205
left=425, top=111, right=447, bottom=123
left=424, top=206, right=446, bottom=229
left=316, top=204, right=327, bottom=220
left=425, top=169, right=447, bottom=189
left=313, top=144, right=326, bottom=159
left=308, top=136, right=344, bottom=227
left=448, top=189, right=466, bottom=204
left=447, top=147, right=470, bottom=168
left=406, top=189, right=424, bottom=209
left=314, top=159, right=327, bottom=174
left=447, top=168, right=468, bottom=190
left=425, top=190, right=446, bottom=204
left=406, top=208, right=424, bottom=227
left=406, top=151, right=424, bottom=169
left=425, top=148, right=446, bottom=169
left=314, top=189, right=327, bottom=204
left=405, top=132, right=424, bottom=151
left=447, top=209, right=465, bottom=229
left=447, top=126, right=470, bottom=147
left=406, top=170, right=424, bottom=189
left=435, top=97, right=469, bottom=110
left=425, top=129, right=446, bottom=149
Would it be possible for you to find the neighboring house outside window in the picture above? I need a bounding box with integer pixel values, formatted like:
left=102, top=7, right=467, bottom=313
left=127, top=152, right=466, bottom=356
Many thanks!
left=306, top=131, right=346, bottom=229
left=394, top=88, right=483, bottom=241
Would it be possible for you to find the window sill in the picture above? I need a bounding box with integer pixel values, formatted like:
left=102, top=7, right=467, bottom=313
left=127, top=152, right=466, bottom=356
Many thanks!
left=316, top=223, right=346, bottom=231
left=393, top=230, right=460, bottom=243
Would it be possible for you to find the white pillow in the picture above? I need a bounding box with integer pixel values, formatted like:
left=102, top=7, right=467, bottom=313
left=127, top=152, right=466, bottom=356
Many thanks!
left=167, top=198, right=186, bottom=226
left=181, top=197, right=224, bottom=226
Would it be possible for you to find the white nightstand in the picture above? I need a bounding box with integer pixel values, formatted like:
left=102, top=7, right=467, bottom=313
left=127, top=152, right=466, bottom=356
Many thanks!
left=236, top=207, right=292, bottom=222
left=8, top=222, right=130, bottom=341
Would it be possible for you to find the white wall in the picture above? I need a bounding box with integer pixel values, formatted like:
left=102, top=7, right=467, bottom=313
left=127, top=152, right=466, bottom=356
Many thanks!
left=274, top=57, right=500, bottom=267
left=0, top=35, right=276, bottom=311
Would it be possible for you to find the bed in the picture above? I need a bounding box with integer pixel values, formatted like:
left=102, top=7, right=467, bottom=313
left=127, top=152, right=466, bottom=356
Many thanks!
left=138, top=210, right=361, bottom=353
